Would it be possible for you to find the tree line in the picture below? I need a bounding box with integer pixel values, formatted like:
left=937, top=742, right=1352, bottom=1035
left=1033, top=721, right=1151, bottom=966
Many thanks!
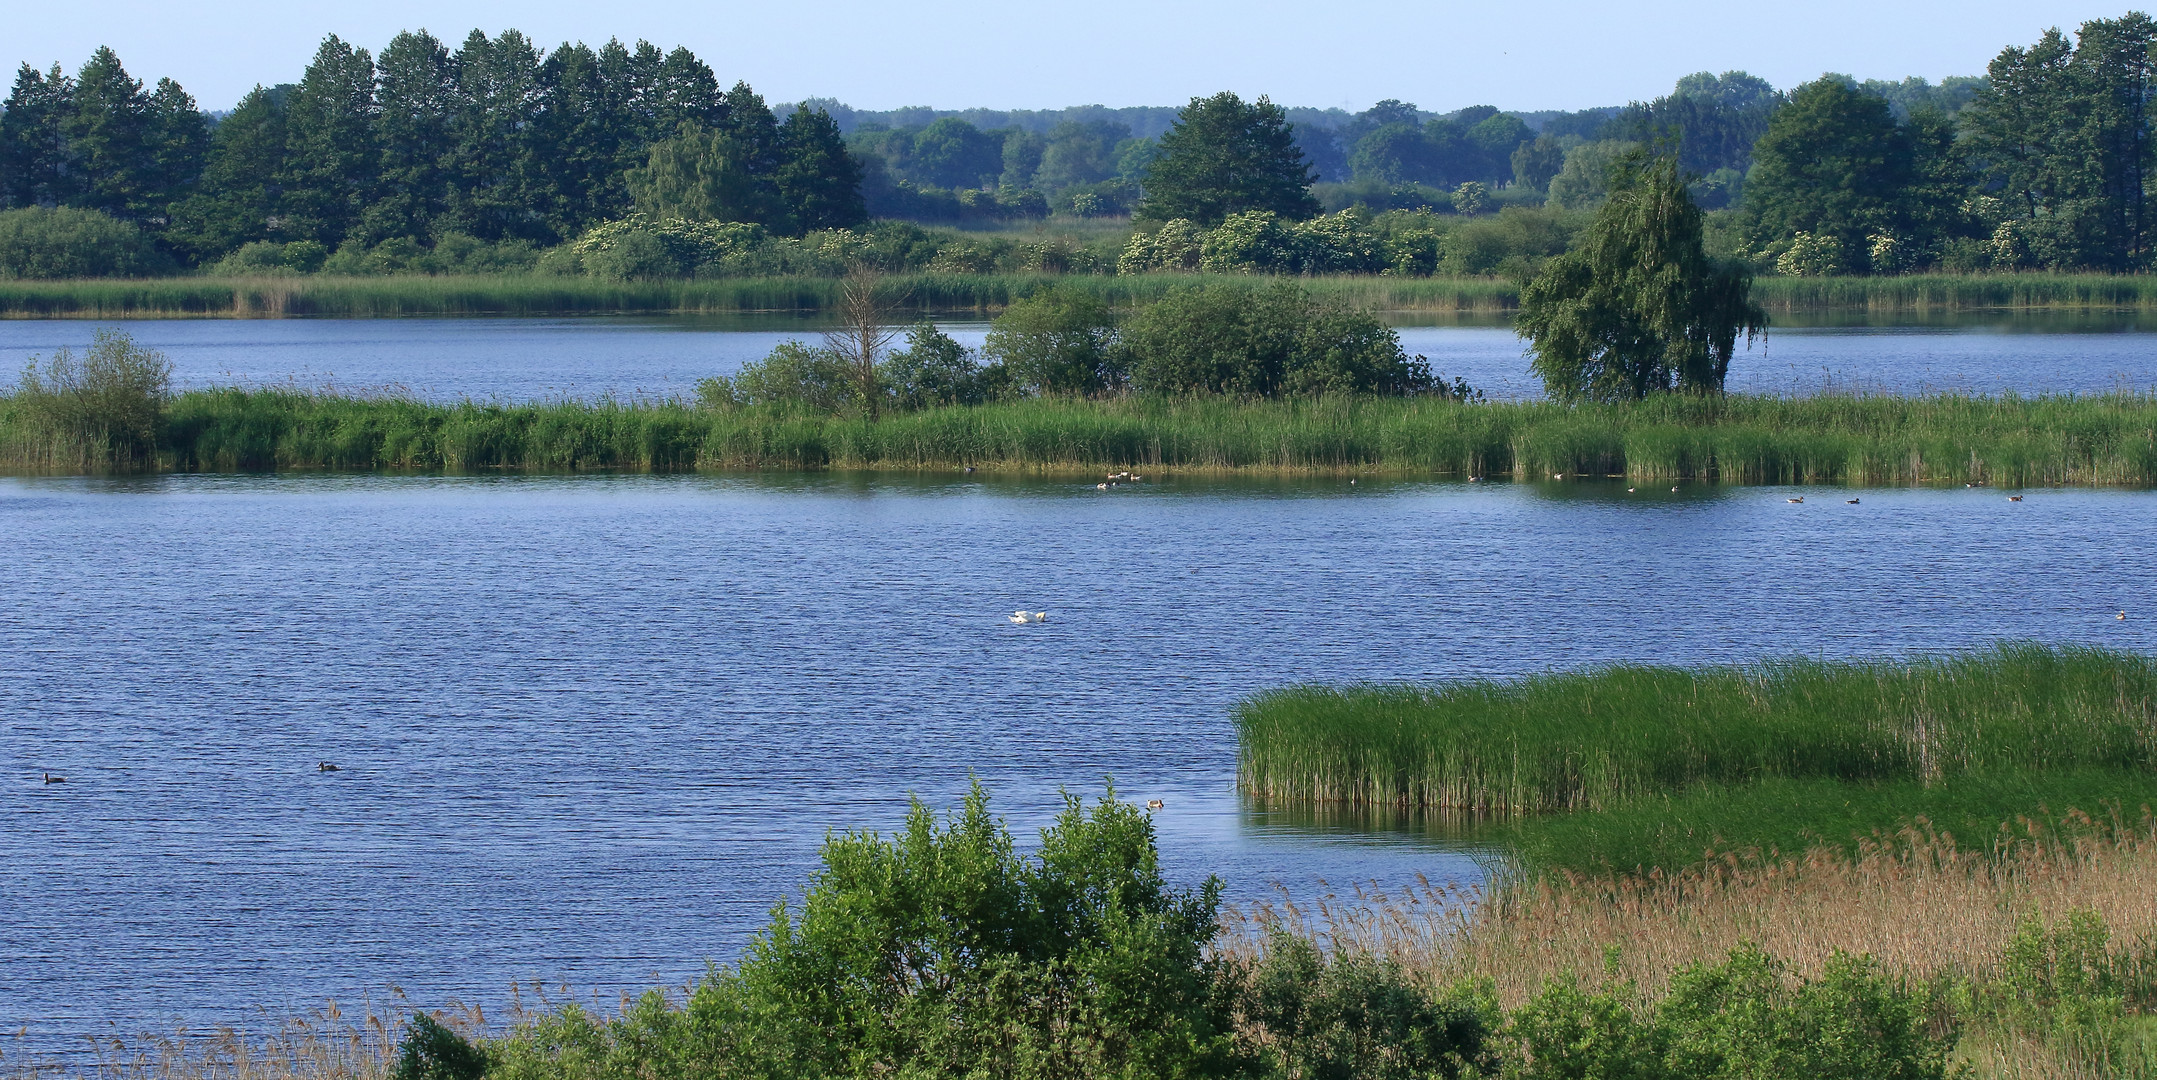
left=3, top=12, right=2156, bottom=276
left=0, top=32, right=863, bottom=269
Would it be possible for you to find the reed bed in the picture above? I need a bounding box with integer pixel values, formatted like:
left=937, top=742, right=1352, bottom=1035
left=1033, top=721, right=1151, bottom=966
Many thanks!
left=7, top=389, right=2155, bottom=483
left=0, top=274, right=1524, bottom=319
left=4, top=271, right=2154, bottom=319
left=1752, top=272, right=2157, bottom=313
left=1221, top=825, right=2157, bottom=1012
left=1234, top=644, right=2157, bottom=813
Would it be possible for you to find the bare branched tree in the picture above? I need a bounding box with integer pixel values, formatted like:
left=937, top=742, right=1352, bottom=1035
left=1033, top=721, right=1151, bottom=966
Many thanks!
left=821, top=266, right=904, bottom=420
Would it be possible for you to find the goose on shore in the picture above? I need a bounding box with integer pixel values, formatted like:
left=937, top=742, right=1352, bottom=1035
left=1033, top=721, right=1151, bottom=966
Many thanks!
left=43, top=772, right=64, bottom=784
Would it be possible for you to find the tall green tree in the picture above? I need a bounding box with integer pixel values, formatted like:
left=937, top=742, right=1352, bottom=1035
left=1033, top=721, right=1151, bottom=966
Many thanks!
left=1743, top=78, right=1915, bottom=272
left=367, top=29, right=458, bottom=242
left=281, top=35, right=379, bottom=245
left=532, top=41, right=626, bottom=238
left=626, top=121, right=787, bottom=228
left=1, top=64, right=77, bottom=208
left=164, top=85, right=286, bottom=260
left=1519, top=156, right=1765, bottom=401
left=62, top=48, right=152, bottom=219
left=1137, top=91, right=1318, bottom=224
left=447, top=30, right=544, bottom=242
left=777, top=105, right=866, bottom=232
left=1965, top=14, right=2157, bottom=269
left=142, top=78, right=209, bottom=221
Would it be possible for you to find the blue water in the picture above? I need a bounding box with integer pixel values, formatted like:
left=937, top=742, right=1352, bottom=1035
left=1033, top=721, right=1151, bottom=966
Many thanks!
left=3, top=472, right=2154, bottom=1051
left=0, top=313, right=2151, bottom=402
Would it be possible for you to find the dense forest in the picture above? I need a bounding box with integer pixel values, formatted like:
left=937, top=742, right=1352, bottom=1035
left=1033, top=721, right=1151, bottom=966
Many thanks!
left=1, top=12, right=2154, bottom=278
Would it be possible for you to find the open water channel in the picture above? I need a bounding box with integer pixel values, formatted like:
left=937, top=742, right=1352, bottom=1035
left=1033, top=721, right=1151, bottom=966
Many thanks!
left=2, top=314, right=2156, bottom=1053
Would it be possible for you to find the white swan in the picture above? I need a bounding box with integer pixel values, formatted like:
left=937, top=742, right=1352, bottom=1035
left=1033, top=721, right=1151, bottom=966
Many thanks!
left=1010, top=611, right=1048, bottom=624
left=1010, top=611, right=1030, bottom=624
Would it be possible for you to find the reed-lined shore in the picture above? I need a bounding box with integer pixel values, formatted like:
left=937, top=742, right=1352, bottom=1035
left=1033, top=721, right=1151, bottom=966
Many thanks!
left=7, top=389, right=2157, bottom=482
left=3, top=271, right=2156, bottom=318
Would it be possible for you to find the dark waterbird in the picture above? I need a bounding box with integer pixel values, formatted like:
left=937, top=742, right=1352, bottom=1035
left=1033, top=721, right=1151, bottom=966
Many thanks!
left=43, top=772, right=64, bottom=784
left=317, top=761, right=340, bottom=772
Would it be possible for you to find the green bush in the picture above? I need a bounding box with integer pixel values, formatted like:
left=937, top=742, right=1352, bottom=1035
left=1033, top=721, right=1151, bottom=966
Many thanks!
left=392, top=1014, right=490, bottom=1080
left=1121, top=282, right=1437, bottom=396
left=0, top=206, right=174, bottom=279
left=881, top=322, right=1008, bottom=409
left=1226, top=933, right=1496, bottom=1079
left=1506, top=946, right=1953, bottom=1080
left=210, top=239, right=329, bottom=275
left=490, top=783, right=1234, bottom=1080
left=696, top=341, right=857, bottom=413
left=984, top=285, right=1123, bottom=394
left=12, top=328, right=171, bottom=465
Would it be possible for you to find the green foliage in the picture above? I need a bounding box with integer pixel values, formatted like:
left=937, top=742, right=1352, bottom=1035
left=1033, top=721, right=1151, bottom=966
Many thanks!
left=1138, top=92, right=1320, bottom=225
left=1743, top=78, right=1969, bottom=273
left=1519, top=156, right=1765, bottom=400
left=696, top=341, right=856, bottom=414
left=881, top=322, right=1006, bottom=409
left=391, top=1015, right=489, bottom=1080
left=1235, top=644, right=2157, bottom=813
left=0, top=206, right=173, bottom=278
left=1545, top=140, right=1639, bottom=210
left=628, top=122, right=790, bottom=231
left=1226, top=933, right=1496, bottom=1079
left=1511, top=771, right=2157, bottom=877
left=10, top=327, right=170, bottom=466
left=1121, top=282, right=1437, bottom=396
left=1964, top=14, right=2157, bottom=270
left=983, top=285, right=1122, bottom=394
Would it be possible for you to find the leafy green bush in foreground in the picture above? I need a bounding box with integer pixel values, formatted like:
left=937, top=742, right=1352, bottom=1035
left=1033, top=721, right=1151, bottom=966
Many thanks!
left=418, top=784, right=1961, bottom=1080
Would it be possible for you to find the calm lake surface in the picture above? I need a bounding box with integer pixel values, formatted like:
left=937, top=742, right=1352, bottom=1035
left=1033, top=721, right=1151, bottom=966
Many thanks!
left=4, top=472, right=2155, bottom=1051
left=0, top=311, right=2153, bottom=402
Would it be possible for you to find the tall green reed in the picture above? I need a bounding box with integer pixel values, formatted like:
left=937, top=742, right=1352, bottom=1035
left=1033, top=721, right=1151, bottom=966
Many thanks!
left=4, top=388, right=2154, bottom=481
left=1234, top=644, right=2157, bottom=813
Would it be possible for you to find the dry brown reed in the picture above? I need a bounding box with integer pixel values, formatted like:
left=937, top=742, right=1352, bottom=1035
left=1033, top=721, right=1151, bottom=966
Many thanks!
left=0, top=998, right=499, bottom=1080
left=1221, top=823, right=2157, bottom=1007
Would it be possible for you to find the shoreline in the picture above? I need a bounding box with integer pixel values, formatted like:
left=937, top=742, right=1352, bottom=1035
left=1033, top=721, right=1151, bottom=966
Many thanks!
left=3, top=271, right=2157, bottom=319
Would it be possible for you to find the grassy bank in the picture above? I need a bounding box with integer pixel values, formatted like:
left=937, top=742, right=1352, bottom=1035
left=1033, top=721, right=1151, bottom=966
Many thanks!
left=7, top=389, right=2156, bottom=483
left=3, top=271, right=2155, bottom=318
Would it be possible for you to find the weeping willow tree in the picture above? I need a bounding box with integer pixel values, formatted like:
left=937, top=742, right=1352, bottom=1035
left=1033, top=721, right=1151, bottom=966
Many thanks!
left=1518, top=155, right=1766, bottom=401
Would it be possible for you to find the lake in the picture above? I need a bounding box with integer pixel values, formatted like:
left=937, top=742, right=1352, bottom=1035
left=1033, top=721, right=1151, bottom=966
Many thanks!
left=5, top=471, right=2155, bottom=1052
left=0, top=311, right=2153, bottom=402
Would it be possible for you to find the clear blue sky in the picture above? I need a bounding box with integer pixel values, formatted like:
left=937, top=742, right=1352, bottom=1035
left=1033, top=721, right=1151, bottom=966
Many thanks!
left=6, top=0, right=2133, bottom=113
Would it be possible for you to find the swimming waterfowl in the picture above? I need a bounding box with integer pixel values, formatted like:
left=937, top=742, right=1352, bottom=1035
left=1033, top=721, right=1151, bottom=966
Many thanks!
left=1009, top=611, right=1047, bottom=624
left=1146, top=799, right=1165, bottom=810
left=1096, top=483, right=1108, bottom=490
left=2008, top=495, right=2023, bottom=502
left=1671, top=486, right=1679, bottom=492
left=2120, top=611, right=2128, bottom=620
left=1788, top=497, right=1804, bottom=503
left=43, top=772, right=64, bottom=784
left=1847, top=498, right=1860, bottom=504
left=318, top=761, right=340, bottom=772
